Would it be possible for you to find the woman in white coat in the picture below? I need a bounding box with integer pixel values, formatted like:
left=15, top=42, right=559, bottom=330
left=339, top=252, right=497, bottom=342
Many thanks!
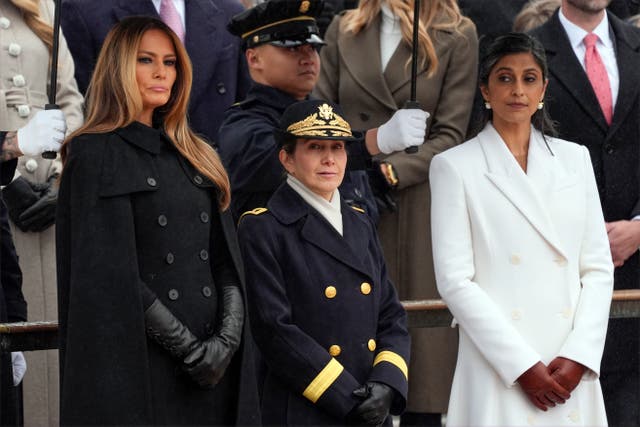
left=430, top=33, right=613, bottom=426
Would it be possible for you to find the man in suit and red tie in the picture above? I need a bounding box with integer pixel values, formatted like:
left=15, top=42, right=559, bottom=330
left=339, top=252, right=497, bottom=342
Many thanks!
left=530, top=2, right=640, bottom=425
left=60, top=0, right=250, bottom=147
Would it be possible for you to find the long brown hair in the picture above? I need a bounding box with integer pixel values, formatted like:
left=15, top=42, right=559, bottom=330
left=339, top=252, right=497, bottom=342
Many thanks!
left=63, top=17, right=231, bottom=209
left=11, top=0, right=53, bottom=51
left=341, top=0, right=467, bottom=77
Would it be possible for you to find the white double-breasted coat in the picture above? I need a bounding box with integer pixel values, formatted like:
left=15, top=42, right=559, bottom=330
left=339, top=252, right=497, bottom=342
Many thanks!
left=430, top=124, right=613, bottom=426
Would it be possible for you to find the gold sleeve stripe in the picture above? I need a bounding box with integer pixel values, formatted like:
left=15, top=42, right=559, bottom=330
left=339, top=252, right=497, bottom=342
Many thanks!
left=302, top=358, right=344, bottom=403
left=373, top=350, right=408, bottom=380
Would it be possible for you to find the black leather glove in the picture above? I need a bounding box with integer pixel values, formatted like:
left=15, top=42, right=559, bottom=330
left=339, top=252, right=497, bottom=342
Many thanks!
left=183, top=286, right=244, bottom=388
left=19, top=174, right=58, bottom=232
left=348, top=382, right=394, bottom=426
left=144, top=298, right=200, bottom=359
left=2, top=176, right=39, bottom=231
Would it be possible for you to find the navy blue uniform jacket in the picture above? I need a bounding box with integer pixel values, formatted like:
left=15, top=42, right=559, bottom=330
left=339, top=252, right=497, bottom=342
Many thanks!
left=237, top=182, right=409, bottom=425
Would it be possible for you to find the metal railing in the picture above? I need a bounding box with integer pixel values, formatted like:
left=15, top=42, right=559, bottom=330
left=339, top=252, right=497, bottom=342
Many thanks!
left=1, top=290, right=639, bottom=353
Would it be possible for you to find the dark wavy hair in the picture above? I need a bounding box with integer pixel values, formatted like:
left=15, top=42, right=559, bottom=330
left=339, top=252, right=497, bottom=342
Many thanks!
left=471, top=32, right=557, bottom=149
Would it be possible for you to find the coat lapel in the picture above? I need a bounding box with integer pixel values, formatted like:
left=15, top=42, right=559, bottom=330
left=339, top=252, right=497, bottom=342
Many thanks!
left=479, top=125, right=568, bottom=259
left=184, top=0, right=221, bottom=103
left=540, top=13, right=609, bottom=133
left=383, top=31, right=433, bottom=95
left=269, top=184, right=372, bottom=277
left=338, top=16, right=398, bottom=111
left=606, top=12, right=640, bottom=142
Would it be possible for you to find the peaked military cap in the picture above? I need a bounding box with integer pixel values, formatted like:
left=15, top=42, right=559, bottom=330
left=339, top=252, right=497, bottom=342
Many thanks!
left=227, top=0, right=326, bottom=49
left=274, top=99, right=358, bottom=145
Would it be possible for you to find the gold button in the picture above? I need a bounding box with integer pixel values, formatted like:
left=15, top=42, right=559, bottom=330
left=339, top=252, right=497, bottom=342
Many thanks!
left=367, top=339, right=376, bottom=352
left=329, top=345, right=341, bottom=357
left=325, top=286, right=337, bottom=299
left=360, top=282, right=371, bottom=295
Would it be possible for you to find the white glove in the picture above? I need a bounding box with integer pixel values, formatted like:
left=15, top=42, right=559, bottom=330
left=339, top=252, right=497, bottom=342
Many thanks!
left=16, top=109, right=67, bottom=156
left=376, top=109, right=429, bottom=154
left=11, top=352, right=26, bottom=386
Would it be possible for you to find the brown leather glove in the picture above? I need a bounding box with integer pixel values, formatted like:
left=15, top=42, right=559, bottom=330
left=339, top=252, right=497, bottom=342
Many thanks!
left=548, top=357, right=586, bottom=392
left=517, top=361, right=570, bottom=411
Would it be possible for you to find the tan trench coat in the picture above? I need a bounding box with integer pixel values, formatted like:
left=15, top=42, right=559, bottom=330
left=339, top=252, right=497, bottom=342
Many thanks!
left=0, top=1, right=83, bottom=425
left=315, top=13, right=478, bottom=413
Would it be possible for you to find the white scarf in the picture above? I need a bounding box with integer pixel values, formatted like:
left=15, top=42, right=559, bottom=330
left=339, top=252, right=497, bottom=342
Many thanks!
left=287, top=175, right=343, bottom=236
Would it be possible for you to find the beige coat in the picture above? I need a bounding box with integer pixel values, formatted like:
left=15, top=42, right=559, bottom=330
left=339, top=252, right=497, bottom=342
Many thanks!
left=430, top=124, right=612, bottom=426
left=315, top=13, right=478, bottom=413
left=0, top=1, right=83, bottom=425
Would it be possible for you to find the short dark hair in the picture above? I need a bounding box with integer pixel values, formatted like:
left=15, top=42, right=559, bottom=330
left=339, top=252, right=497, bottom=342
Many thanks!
left=472, top=32, right=557, bottom=139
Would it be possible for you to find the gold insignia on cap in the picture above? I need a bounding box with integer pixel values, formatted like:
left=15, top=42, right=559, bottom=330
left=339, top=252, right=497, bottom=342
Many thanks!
left=287, top=103, right=353, bottom=138
left=253, top=35, right=260, bottom=44
left=299, top=0, right=310, bottom=13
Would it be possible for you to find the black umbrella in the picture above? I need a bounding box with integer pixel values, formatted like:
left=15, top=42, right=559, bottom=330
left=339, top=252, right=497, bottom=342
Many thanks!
left=42, top=0, right=62, bottom=159
left=404, top=0, right=422, bottom=154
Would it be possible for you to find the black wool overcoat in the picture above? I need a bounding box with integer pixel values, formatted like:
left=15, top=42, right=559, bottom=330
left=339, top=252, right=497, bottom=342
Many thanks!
left=55, top=122, right=259, bottom=425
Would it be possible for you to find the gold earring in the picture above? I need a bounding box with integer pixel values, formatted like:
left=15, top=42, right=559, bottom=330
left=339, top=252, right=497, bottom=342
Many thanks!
left=537, top=101, right=544, bottom=110
left=484, top=102, right=491, bottom=110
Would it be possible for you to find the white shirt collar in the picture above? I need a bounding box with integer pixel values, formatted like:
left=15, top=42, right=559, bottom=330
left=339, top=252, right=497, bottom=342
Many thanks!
left=559, top=7, right=612, bottom=50
left=286, top=175, right=343, bottom=236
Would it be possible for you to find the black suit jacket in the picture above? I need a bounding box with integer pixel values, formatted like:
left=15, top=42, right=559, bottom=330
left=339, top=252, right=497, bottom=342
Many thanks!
left=60, top=0, right=250, bottom=144
left=530, top=10, right=640, bottom=380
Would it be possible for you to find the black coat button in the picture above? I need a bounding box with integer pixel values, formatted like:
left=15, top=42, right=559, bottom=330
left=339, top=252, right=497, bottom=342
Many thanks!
left=194, top=175, right=203, bottom=185
left=166, top=252, right=175, bottom=264
left=359, top=112, right=370, bottom=122
left=158, top=215, right=168, bottom=227
left=202, top=286, right=212, bottom=297
left=147, top=177, right=157, bottom=187
left=199, top=249, right=209, bottom=261
left=200, top=212, right=209, bottom=223
left=168, top=289, right=179, bottom=300
left=217, top=83, right=226, bottom=94
left=605, top=144, right=614, bottom=154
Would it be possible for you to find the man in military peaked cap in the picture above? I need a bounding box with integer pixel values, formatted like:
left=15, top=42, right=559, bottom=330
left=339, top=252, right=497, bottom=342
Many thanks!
left=237, top=98, right=411, bottom=426
left=218, top=0, right=429, bottom=222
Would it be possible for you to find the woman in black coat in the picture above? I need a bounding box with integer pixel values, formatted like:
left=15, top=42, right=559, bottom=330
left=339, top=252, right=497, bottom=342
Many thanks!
left=237, top=100, right=410, bottom=426
left=56, top=17, right=257, bottom=425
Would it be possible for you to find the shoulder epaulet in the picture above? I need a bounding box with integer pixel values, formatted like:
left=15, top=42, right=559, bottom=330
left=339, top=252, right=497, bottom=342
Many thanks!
left=231, top=96, right=258, bottom=109
left=238, top=207, right=269, bottom=224
left=351, top=206, right=365, bottom=214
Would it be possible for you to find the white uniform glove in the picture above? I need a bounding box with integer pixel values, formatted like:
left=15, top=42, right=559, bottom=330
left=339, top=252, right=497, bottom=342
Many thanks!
left=16, top=109, right=66, bottom=156
left=376, top=109, right=429, bottom=154
left=11, top=352, right=26, bottom=386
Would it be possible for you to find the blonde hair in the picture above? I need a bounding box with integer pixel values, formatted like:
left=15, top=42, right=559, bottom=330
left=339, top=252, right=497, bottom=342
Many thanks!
left=10, top=0, right=53, bottom=51
left=63, top=17, right=231, bottom=209
left=513, top=0, right=561, bottom=32
left=341, top=0, right=466, bottom=77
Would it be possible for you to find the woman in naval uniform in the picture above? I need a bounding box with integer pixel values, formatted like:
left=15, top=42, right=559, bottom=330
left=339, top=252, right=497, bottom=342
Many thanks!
left=238, top=99, right=410, bottom=426
left=55, top=16, right=257, bottom=426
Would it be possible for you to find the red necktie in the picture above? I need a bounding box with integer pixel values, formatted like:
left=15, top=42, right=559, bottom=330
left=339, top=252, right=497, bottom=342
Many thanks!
left=584, top=33, right=612, bottom=125
left=159, top=0, right=185, bottom=43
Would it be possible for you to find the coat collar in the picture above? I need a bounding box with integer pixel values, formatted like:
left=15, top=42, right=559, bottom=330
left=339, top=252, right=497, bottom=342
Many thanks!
left=477, top=123, right=568, bottom=259
left=268, top=183, right=373, bottom=277
left=246, top=83, right=302, bottom=112
left=113, top=121, right=165, bottom=154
